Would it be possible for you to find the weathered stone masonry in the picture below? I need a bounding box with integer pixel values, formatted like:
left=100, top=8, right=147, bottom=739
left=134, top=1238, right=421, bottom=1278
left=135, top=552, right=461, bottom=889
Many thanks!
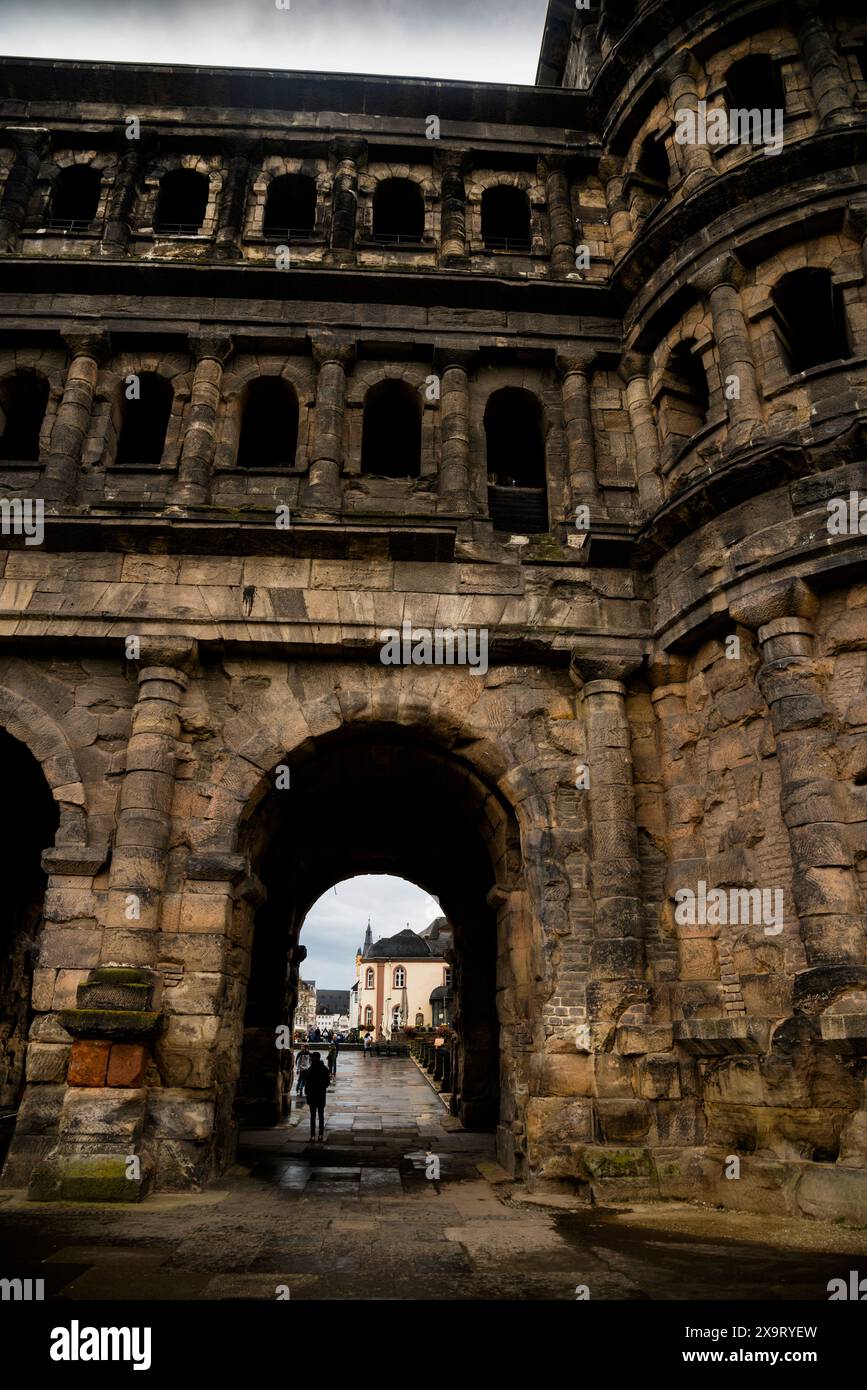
left=0, top=0, right=866, bottom=1219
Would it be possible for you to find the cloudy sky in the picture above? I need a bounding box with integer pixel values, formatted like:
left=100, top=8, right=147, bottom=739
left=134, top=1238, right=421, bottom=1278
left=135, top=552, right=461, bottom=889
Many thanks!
left=1, top=0, right=550, bottom=83
left=301, top=874, right=443, bottom=990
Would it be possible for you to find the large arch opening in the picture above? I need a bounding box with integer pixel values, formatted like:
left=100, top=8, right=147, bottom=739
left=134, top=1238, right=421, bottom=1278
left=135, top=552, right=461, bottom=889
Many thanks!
left=230, top=724, right=524, bottom=1165
left=0, top=728, right=59, bottom=1169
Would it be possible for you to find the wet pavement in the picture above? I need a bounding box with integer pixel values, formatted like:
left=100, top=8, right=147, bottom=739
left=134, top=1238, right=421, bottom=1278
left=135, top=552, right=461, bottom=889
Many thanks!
left=0, top=1051, right=865, bottom=1300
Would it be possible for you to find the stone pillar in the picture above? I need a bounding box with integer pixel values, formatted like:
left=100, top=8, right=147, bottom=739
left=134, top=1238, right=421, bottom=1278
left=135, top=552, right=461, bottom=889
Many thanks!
left=844, top=198, right=867, bottom=277
left=303, top=338, right=355, bottom=511
left=542, top=156, right=575, bottom=277
left=556, top=351, right=603, bottom=517
left=330, top=137, right=365, bottom=261
left=619, top=351, right=664, bottom=514
left=214, top=141, right=253, bottom=261
left=439, top=154, right=468, bottom=266
left=42, top=329, right=110, bottom=505
left=435, top=350, right=474, bottom=515
left=98, top=145, right=144, bottom=257
left=660, top=52, right=715, bottom=195
left=0, top=128, right=49, bottom=251
left=570, top=651, right=647, bottom=1047
left=692, top=256, right=765, bottom=450
left=648, top=654, right=742, bottom=1013
left=102, top=638, right=198, bottom=964
left=796, top=0, right=855, bottom=129
left=598, top=156, right=634, bottom=262
left=728, top=580, right=865, bottom=970
left=166, top=335, right=232, bottom=510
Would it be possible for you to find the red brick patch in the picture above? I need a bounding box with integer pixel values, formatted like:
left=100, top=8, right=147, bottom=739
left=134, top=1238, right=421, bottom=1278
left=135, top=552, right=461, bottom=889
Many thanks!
left=106, top=1043, right=148, bottom=1088
left=67, top=1039, right=111, bottom=1087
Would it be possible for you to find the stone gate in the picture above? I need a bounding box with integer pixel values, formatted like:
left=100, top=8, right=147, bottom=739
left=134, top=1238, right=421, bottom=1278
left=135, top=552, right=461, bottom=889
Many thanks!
left=0, top=0, right=866, bottom=1219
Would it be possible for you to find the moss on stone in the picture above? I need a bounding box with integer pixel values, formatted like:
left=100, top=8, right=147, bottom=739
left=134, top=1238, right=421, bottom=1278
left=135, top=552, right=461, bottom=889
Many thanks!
left=582, top=1146, right=655, bottom=1180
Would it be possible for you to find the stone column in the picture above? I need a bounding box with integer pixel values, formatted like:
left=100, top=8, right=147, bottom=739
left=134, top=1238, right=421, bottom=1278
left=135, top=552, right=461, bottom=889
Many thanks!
left=728, top=579, right=865, bottom=970
left=103, top=638, right=198, bottom=964
left=303, top=338, right=355, bottom=511
left=692, top=256, right=765, bottom=450
left=648, top=654, right=742, bottom=1012
left=330, top=137, right=365, bottom=261
left=166, top=334, right=232, bottom=510
left=598, top=156, right=634, bottom=262
left=0, top=128, right=49, bottom=251
left=98, top=145, right=144, bottom=257
left=214, top=140, right=253, bottom=261
left=435, top=350, right=474, bottom=514
left=796, top=0, right=855, bottom=129
left=42, top=329, right=110, bottom=505
left=541, top=156, right=575, bottom=277
left=556, top=351, right=603, bottom=517
left=619, top=351, right=664, bottom=514
left=660, top=52, right=715, bottom=195
left=570, top=651, right=647, bottom=1045
left=439, top=154, right=468, bottom=266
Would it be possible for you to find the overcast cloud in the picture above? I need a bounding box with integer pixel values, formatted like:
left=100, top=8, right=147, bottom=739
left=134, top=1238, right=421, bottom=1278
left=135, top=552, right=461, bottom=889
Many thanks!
left=300, top=874, right=442, bottom=991
left=0, top=0, right=549, bottom=83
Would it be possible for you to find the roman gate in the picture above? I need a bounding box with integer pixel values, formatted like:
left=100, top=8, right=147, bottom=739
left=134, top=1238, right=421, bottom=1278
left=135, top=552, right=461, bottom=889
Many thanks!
left=0, top=0, right=866, bottom=1221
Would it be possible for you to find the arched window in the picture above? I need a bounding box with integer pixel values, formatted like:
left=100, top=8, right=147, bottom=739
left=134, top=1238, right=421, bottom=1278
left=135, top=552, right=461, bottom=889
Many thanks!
left=154, top=168, right=209, bottom=235
left=482, top=186, right=531, bottom=252
left=657, top=340, right=710, bottom=450
left=636, top=133, right=669, bottom=190
left=49, top=165, right=102, bottom=231
left=361, top=380, right=421, bottom=478
left=115, top=373, right=173, bottom=466
left=372, top=178, right=424, bottom=244
left=415, top=1012, right=424, bottom=1027
left=394, top=966, right=406, bottom=988
left=0, top=372, right=49, bottom=462
left=485, top=387, right=548, bottom=533
left=365, top=967, right=374, bottom=989
left=263, top=174, right=316, bottom=239
left=364, top=1005, right=373, bottom=1026
left=236, top=377, right=299, bottom=468
left=772, top=269, right=850, bottom=373
left=725, top=55, right=786, bottom=131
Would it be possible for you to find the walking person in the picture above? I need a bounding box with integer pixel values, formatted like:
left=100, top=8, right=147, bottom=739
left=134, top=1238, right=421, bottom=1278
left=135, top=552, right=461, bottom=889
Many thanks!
left=327, top=1037, right=339, bottom=1078
left=305, top=1051, right=330, bottom=1143
left=363, top=1030, right=373, bottom=1058
left=295, top=1044, right=310, bottom=1096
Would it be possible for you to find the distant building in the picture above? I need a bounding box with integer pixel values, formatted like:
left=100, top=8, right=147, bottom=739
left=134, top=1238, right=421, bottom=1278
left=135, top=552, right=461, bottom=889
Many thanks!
left=295, top=979, right=316, bottom=1035
left=315, top=989, right=351, bottom=1034
left=356, top=917, right=453, bottom=1039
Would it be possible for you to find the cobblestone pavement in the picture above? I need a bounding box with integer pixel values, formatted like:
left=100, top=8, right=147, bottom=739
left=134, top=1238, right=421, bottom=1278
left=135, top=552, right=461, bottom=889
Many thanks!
left=1, top=1053, right=865, bottom=1301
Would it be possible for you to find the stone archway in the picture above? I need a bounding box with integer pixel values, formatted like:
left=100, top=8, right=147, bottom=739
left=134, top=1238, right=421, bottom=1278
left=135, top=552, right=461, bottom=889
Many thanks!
left=218, top=720, right=543, bottom=1179
left=0, top=727, right=60, bottom=1168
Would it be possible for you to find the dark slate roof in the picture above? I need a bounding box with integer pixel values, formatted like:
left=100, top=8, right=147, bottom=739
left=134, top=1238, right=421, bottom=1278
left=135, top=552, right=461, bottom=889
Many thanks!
left=316, top=990, right=350, bottom=1014
left=364, top=928, right=433, bottom=960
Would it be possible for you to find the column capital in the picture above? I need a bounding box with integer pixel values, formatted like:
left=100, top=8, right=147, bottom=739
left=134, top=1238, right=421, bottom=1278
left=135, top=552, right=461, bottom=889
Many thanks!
left=136, top=637, right=198, bottom=675
left=597, top=154, right=625, bottom=185
left=569, top=649, right=644, bottom=687
left=188, top=333, right=233, bottom=366
left=658, top=49, right=704, bottom=92
left=5, top=125, right=50, bottom=155
left=311, top=336, right=356, bottom=370
left=61, top=327, right=111, bottom=364
left=434, top=346, right=475, bottom=374
left=556, top=348, right=598, bottom=379
left=539, top=153, right=571, bottom=180
left=331, top=135, right=367, bottom=164
left=618, top=350, right=650, bottom=384
left=689, top=252, right=746, bottom=297
left=728, top=578, right=818, bottom=632
left=844, top=197, right=867, bottom=244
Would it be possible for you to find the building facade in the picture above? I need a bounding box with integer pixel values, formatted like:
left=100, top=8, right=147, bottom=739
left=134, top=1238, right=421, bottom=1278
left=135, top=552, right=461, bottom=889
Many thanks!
left=314, top=989, right=350, bottom=1034
left=294, top=979, right=317, bottom=1036
left=356, top=920, right=453, bottom=1037
left=0, top=0, right=866, bottom=1220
